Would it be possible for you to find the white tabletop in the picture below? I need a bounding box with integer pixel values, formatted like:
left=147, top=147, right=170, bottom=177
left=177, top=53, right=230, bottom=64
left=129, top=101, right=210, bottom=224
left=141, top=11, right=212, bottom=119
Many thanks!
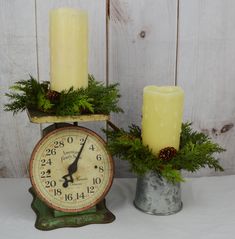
left=0, top=176, right=235, bottom=239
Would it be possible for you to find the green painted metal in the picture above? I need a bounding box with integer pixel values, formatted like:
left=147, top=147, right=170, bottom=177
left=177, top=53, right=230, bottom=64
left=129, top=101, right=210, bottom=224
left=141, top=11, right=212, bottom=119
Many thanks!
left=29, top=188, right=115, bottom=231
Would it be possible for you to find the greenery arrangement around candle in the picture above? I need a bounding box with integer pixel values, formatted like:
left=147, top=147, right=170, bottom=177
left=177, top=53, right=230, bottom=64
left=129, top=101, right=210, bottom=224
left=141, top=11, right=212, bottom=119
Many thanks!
left=104, top=123, right=225, bottom=183
left=4, top=75, right=123, bottom=116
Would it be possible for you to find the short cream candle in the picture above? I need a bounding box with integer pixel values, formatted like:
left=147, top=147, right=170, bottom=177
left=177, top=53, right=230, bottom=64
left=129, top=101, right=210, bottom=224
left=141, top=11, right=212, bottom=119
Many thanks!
left=142, top=85, right=184, bottom=156
left=50, top=8, right=88, bottom=92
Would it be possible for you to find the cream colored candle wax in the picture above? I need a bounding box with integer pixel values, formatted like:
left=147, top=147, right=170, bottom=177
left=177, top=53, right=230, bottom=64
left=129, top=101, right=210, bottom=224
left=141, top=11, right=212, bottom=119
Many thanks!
left=142, top=86, right=184, bottom=156
left=50, top=8, right=88, bottom=92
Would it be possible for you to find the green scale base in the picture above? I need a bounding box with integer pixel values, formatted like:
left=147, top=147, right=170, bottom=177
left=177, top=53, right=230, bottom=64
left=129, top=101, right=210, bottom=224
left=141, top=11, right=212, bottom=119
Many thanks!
left=29, top=188, right=115, bottom=231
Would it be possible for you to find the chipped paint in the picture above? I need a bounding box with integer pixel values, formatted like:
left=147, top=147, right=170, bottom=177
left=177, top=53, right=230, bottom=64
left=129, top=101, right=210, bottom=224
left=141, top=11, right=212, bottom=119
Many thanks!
left=110, top=0, right=130, bottom=24
left=212, top=128, right=218, bottom=136
left=221, top=123, right=234, bottom=134
left=0, top=166, right=8, bottom=178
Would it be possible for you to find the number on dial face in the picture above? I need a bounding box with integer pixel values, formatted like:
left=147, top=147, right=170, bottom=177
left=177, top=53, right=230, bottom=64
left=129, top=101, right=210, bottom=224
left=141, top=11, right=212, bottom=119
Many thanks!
left=29, top=126, right=114, bottom=212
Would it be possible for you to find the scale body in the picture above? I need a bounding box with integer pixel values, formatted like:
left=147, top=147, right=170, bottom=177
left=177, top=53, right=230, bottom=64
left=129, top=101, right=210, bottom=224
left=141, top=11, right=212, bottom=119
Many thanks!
left=27, top=110, right=115, bottom=230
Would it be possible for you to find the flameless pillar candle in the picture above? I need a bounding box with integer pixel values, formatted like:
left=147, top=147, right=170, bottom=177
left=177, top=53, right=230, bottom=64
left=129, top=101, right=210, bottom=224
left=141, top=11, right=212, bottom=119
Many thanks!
left=50, top=8, right=88, bottom=92
left=142, top=86, right=184, bottom=156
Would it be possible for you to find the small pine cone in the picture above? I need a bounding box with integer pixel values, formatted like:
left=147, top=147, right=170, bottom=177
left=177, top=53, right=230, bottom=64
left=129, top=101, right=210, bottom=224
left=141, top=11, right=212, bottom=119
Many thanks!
left=159, top=147, right=177, bottom=161
left=46, top=90, right=60, bottom=102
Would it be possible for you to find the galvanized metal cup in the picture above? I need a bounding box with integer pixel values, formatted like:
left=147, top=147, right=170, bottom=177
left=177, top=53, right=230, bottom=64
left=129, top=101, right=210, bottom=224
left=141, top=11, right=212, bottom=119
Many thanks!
left=134, top=171, right=182, bottom=215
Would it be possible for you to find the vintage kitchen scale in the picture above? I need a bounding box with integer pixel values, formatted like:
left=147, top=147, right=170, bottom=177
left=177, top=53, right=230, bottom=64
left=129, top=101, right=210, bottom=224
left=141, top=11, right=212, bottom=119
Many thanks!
left=27, top=109, right=115, bottom=230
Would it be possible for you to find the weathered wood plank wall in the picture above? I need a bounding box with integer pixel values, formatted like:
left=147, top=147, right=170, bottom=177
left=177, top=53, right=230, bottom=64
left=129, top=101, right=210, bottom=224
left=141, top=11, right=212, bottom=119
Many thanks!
left=177, top=0, right=235, bottom=176
left=1, top=0, right=235, bottom=178
left=0, top=0, right=40, bottom=177
left=109, top=0, right=178, bottom=176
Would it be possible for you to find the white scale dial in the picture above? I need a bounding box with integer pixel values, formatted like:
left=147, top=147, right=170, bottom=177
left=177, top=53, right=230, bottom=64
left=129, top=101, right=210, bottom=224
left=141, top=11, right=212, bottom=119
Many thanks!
left=29, top=126, right=114, bottom=212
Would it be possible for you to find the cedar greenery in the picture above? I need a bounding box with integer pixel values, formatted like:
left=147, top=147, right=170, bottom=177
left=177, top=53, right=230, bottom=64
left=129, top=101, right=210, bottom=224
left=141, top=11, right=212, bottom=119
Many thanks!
left=104, top=123, right=225, bottom=183
left=4, top=75, right=123, bottom=116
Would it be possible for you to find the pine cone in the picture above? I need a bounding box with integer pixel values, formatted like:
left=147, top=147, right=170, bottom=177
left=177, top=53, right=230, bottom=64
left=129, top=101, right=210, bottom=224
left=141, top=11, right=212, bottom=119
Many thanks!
left=159, top=147, right=177, bottom=161
left=46, top=90, right=60, bottom=102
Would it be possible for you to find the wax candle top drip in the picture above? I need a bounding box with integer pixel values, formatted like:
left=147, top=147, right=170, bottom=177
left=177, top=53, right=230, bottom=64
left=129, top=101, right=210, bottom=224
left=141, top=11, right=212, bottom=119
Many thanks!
left=142, top=85, right=184, bottom=156
left=144, top=85, right=184, bottom=95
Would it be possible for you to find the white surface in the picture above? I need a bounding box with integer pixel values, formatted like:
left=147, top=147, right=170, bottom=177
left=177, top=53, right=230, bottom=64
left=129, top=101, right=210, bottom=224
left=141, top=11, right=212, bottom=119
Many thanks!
left=0, top=176, right=235, bottom=238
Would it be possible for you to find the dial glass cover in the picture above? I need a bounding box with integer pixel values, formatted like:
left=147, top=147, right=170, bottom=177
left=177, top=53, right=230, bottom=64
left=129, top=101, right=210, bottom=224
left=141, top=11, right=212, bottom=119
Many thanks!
left=29, top=126, right=114, bottom=212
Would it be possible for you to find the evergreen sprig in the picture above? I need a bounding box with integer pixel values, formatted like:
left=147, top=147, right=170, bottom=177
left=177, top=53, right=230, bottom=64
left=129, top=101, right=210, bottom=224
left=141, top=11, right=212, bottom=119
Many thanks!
left=4, top=75, right=49, bottom=114
left=86, top=75, right=123, bottom=114
left=173, top=123, right=225, bottom=172
left=4, top=75, right=123, bottom=116
left=104, top=123, right=225, bottom=183
left=55, top=87, right=94, bottom=115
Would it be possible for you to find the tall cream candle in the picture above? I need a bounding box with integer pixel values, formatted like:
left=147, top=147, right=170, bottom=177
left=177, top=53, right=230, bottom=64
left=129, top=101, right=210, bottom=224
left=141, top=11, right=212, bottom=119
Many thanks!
left=50, top=8, right=88, bottom=92
left=142, top=86, right=184, bottom=156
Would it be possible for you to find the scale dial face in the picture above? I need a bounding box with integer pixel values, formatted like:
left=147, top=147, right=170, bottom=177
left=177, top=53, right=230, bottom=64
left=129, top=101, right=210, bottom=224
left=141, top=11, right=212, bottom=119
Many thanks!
left=29, top=126, right=114, bottom=212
